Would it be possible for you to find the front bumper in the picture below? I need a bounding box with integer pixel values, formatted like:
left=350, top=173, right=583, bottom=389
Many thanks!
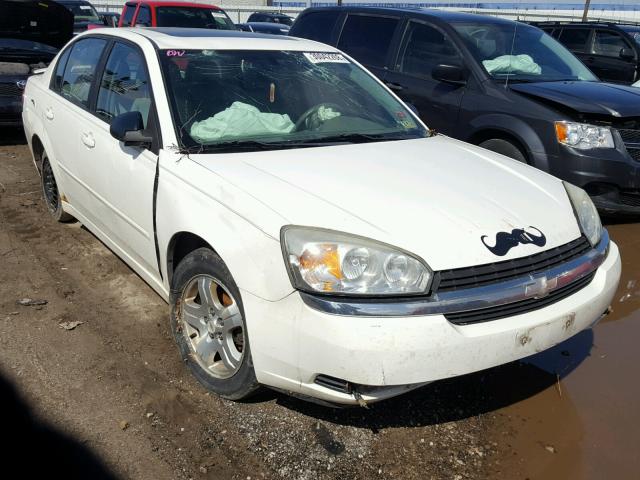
left=543, top=142, right=640, bottom=215
left=243, top=240, right=621, bottom=405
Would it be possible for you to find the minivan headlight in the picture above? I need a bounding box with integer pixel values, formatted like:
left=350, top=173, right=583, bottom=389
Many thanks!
left=281, top=226, right=432, bottom=296
left=555, top=121, right=614, bottom=150
left=563, top=182, right=602, bottom=246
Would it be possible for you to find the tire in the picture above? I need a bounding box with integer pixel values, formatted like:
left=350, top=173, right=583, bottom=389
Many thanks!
left=478, top=138, right=527, bottom=163
left=41, top=156, right=74, bottom=223
left=170, top=247, right=259, bottom=400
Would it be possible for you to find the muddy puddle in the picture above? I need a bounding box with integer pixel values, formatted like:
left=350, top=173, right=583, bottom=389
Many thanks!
left=490, top=222, right=640, bottom=479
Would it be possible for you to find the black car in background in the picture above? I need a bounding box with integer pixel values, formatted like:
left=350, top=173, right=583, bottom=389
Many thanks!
left=237, top=22, right=290, bottom=35
left=247, top=11, right=293, bottom=26
left=535, top=22, right=640, bottom=84
left=58, top=0, right=104, bottom=33
left=0, top=0, right=72, bottom=126
left=290, top=7, right=640, bottom=215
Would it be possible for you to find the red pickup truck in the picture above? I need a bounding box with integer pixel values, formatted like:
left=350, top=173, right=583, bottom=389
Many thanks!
left=118, top=0, right=236, bottom=29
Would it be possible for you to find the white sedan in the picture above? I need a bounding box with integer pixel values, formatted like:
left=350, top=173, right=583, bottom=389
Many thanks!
left=22, top=28, right=621, bottom=405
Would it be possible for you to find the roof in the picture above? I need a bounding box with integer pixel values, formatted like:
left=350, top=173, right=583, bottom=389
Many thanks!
left=300, top=6, right=517, bottom=25
left=130, top=0, right=223, bottom=9
left=84, top=27, right=337, bottom=51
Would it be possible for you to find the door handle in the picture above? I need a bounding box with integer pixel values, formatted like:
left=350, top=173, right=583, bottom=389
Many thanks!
left=81, top=132, right=95, bottom=149
left=385, top=81, right=405, bottom=91
left=45, top=107, right=54, bottom=120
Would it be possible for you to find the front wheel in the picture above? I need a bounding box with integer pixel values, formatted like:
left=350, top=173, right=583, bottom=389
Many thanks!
left=170, top=248, right=259, bottom=400
left=478, top=138, right=527, bottom=163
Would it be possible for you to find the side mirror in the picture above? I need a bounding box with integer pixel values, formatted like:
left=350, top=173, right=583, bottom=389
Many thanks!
left=110, top=111, right=152, bottom=147
left=620, top=48, right=635, bottom=60
left=432, top=64, right=467, bottom=86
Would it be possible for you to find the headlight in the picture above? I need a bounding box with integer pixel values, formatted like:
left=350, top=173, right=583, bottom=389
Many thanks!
left=281, top=226, right=432, bottom=296
left=563, top=182, right=602, bottom=246
left=555, top=121, right=614, bottom=150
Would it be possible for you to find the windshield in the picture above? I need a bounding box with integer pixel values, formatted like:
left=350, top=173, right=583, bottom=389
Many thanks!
left=0, top=38, right=58, bottom=54
left=453, top=22, right=598, bottom=82
left=160, top=50, right=427, bottom=152
left=63, top=2, right=100, bottom=23
left=156, top=7, right=235, bottom=30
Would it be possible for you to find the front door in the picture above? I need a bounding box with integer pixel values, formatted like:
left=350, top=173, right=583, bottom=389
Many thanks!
left=384, top=20, right=467, bottom=135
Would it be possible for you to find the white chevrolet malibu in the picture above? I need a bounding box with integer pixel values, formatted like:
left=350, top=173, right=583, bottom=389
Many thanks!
left=22, top=28, right=621, bottom=405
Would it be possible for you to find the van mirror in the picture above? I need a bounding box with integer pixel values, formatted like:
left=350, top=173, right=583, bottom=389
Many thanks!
left=110, top=111, right=152, bottom=148
left=620, top=48, right=635, bottom=60
left=433, top=64, right=467, bottom=86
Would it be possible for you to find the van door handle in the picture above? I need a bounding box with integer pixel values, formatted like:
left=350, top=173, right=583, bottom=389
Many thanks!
left=81, top=132, right=95, bottom=149
left=385, top=81, right=405, bottom=91
left=45, top=107, right=54, bottom=120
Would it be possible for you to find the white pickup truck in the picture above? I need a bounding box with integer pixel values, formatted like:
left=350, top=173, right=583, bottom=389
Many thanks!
left=22, top=27, right=621, bottom=406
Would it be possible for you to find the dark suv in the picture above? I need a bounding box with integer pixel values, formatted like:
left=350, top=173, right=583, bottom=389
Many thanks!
left=290, top=7, right=640, bottom=215
left=535, top=22, right=640, bottom=84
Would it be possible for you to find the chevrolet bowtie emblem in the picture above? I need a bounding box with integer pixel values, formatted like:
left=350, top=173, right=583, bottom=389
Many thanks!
left=524, top=276, right=558, bottom=299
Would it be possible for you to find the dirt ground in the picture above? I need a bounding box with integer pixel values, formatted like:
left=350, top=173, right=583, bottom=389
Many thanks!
left=1, top=131, right=638, bottom=479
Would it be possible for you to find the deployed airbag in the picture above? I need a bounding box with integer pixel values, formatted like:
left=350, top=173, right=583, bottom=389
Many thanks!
left=483, top=54, right=541, bottom=75
left=190, top=102, right=294, bottom=142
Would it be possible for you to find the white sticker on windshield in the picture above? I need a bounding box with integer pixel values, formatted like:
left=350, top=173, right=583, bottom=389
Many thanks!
left=210, top=11, right=227, bottom=18
left=79, top=5, right=91, bottom=9
left=303, top=52, right=349, bottom=64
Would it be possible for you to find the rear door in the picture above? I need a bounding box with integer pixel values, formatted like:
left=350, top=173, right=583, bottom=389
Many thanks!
left=383, top=19, right=467, bottom=135
left=335, top=13, right=401, bottom=80
left=589, top=29, right=637, bottom=83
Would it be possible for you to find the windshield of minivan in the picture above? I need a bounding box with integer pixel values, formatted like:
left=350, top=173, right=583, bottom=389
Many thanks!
left=453, top=22, right=598, bottom=82
left=156, top=7, right=235, bottom=29
left=63, top=2, right=100, bottom=23
left=160, top=50, right=427, bottom=152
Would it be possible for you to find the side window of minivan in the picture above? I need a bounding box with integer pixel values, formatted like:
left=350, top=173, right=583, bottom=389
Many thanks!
left=398, top=21, right=462, bottom=78
left=337, top=14, right=399, bottom=68
left=593, top=30, right=631, bottom=57
left=558, top=28, right=591, bottom=52
left=291, top=11, right=341, bottom=45
left=121, top=3, right=137, bottom=26
left=59, top=38, right=107, bottom=108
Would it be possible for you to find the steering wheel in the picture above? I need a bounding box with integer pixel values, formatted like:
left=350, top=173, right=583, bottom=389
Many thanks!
left=294, top=103, right=342, bottom=132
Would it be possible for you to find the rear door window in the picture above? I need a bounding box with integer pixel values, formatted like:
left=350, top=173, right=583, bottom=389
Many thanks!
left=290, top=11, right=340, bottom=45
left=558, top=28, right=591, bottom=52
left=398, top=21, right=462, bottom=78
left=60, top=38, right=107, bottom=108
left=121, top=2, right=137, bottom=26
left=135, top=5, right=151, bottom=26
left=96, top=42, right=151, bottom=127
left=593, top=30, right=631, bottom=57
left=337, top=14, right=400, bottom=68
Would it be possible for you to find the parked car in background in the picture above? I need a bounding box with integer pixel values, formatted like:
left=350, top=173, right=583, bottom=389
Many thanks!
left=98, top=12, right=121, bottom=28
left=58, top=0, right=104, bottom=33
left=247, top=11, right=293, bottom=26
left=0, top=0, right=72, bottom=126
left=119, top=0, right=235, bottom=29
left=237, top=22, right=290, bottom=35
left=291, top=7, right=640, bottom=215
left=535, top=22, right=640, bottom=84
left=22, top=27, right=620, bottom=405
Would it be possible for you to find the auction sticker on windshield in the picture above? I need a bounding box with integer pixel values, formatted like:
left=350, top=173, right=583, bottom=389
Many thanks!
left=303, top=52, right=349, bottom=64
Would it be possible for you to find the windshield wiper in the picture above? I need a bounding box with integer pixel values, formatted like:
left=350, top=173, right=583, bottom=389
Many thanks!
left=292, top=132, right=423, bottom=146
left=197, top=139, right=304, bottom=153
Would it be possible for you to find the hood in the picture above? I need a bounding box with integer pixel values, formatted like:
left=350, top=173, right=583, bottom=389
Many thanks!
left=192, top=136, right=582, bottom=271
left=510, top=81, right=640, bottom=118
left=0, top=0, right=73, bottom=49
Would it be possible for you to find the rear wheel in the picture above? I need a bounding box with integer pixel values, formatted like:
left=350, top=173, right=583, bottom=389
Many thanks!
left=41, top=156, right=73, bottom=222
left=479, top=138, right=527, bottom=163
left=170, top=248, right=259, bottom=400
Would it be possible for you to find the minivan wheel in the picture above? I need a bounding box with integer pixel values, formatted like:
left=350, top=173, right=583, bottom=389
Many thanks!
left=170, top=248, right=259, bottom=400
left=41, top=156, right=73, bottom=222
left=479, top=139, right=527, bottom=163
